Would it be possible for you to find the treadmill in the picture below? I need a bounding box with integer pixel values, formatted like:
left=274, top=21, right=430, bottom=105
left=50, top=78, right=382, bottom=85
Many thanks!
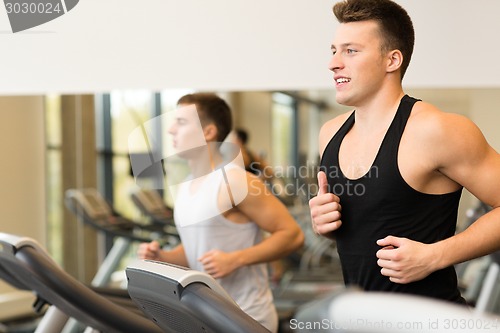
left=0, top=233, right=271, bottom=333
left=126, top=259, right=270, bottom=333
left=0, top=232, right=165, bottom=333
left=65, top=188, right=179, bottom=287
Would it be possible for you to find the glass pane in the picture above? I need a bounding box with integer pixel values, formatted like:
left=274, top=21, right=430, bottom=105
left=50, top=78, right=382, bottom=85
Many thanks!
left=46, top=150, right=63, bottom=263
left=45, top=95, right=62, bottom=146
left=110, top=90, right=153, bottom=154
left=45, top=94, right=63, bottom=263
left=271, top=92, right=294, bottom=171
left=109, top=91, right=155, bottom=219
left=113, top=155, right=142, bottom=220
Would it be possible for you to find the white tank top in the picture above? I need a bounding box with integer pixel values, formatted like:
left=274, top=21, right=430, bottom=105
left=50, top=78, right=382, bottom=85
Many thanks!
left=173, top=164, right=278, bottom=332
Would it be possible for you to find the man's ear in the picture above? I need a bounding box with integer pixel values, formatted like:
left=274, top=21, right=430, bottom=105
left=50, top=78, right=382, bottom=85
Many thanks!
left=386, top=49, right=403, bottom=74
left=203, top=123, right=218, bottom=141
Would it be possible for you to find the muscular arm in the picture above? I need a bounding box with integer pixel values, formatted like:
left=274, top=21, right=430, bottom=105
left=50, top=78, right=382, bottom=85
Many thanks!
left=431, top=114, right=500, bottom=267
left=199, top=171, right=304, bottom=278
left=233, top=173, right=305, bottom=265
left=377, top=110, right=500, bottom=283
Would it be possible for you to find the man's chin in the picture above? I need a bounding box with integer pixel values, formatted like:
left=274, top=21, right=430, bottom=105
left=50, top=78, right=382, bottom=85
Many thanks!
left=335, top=98, right=350, bottom=107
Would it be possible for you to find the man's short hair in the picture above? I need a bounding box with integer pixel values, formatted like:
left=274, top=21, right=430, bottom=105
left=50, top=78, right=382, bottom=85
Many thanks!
left=177, top=93, right=232, bottom=142
left=333, top=0, right=415, bottom=80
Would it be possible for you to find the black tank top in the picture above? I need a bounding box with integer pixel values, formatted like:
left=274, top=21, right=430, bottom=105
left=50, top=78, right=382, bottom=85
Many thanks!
left=320, top=95, right=465, bottom=304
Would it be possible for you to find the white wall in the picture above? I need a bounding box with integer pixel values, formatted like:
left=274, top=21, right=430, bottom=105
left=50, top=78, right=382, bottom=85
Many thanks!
left=1, top=0, right=500, bottom=94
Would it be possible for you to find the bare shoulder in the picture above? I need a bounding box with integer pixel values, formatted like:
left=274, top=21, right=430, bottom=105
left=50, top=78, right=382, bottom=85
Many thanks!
left=407, top=101, right=489, bottom=166
left=406, top=101, right=500, bottom=206
left=319, top=111, right=353, bottom=157
left=409, top=101, right=484, bottom=143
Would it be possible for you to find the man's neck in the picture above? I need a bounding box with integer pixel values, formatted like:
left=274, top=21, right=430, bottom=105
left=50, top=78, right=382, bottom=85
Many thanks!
left=188, top=144, right=224, bottom=177
left=352, top=88, right=406, bottom=134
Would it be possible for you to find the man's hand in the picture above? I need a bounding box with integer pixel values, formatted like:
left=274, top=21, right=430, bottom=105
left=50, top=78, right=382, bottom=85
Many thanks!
left=376, top=236, right=438, bottom=284
left=309, top=171, right=342, bottom=235
left=137, top=240, right=161, bottom=260
left=198, top=249, right=239, bottom=279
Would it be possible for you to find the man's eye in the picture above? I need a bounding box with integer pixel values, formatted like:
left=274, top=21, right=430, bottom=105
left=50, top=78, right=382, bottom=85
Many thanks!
left=346, top=49, right=357, bottom=54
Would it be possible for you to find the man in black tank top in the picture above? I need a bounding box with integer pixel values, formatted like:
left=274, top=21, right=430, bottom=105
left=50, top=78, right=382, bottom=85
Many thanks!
left=309, top=0, right=500, bottom=305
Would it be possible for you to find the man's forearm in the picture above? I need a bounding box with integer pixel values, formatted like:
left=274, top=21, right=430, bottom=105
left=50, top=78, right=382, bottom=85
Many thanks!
left=433, top=208, right=500, bottom=270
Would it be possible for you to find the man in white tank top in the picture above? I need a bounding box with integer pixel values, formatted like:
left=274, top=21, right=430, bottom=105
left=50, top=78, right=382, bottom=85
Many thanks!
left=138, top=93, right=304, bottom=332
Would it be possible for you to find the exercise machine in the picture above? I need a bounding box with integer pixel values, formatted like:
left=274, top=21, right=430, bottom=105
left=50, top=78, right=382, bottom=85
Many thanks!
left=0, top=233, right=272, bottom=333
left=65, top=188, right=179, bottom=287
left=293, top=288, right=500, bottom=333
left=129, top=188, right=174, bottom=226
left=65, top=188, right=178, bottom=244
left=126, top=259, right=270, bottom=333
left=0, top=232, right=164, bottom=333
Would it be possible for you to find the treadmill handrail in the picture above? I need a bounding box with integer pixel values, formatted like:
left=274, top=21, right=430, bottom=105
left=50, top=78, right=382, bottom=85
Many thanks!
left=0, top=233, right=166, bottom=333
left=0, top=232, right=53, bottom=261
